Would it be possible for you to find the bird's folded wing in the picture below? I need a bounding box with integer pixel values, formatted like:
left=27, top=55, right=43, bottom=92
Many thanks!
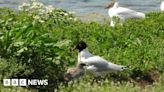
left=82, top=56, right=126, bottom=71
left=116, top=7, right=144, bottom=18
left=81, top=56, right=109, bottom=66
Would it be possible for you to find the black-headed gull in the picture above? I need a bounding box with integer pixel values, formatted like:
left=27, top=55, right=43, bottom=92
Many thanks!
left=64, top=63, right=86, bottom=81
left=75, top=41, right=128, bottom=75
left=105, top=1, right=145, bottom=27
left=161, top=1, right=164, bottom=11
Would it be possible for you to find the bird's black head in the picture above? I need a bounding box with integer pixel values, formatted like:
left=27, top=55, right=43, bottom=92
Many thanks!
left=105, top=0, right=116, bottom=9
left=75, top=41, right=87, bottom=52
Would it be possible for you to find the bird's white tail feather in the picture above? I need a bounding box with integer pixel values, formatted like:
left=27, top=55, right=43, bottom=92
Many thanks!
left=107, top=62, right=128, bottom=71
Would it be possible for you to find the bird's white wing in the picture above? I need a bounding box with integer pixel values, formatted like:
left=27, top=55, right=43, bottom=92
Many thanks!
left=116, top=7, right=145, bottom=18
left=82, top=56, right=127, bottom=71
left=81, top=56, right=109, bottom=67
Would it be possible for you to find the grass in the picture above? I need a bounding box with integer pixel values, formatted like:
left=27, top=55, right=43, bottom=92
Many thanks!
left=59, top=73, right=164, bottom=92
left=1, top=74, right=164, bottom=92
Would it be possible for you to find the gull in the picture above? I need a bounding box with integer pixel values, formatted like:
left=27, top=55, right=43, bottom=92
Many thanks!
left=64, top=63, right=86, bottom=81
left=74, top=41, right=128, bottom=75
left=161, top=1, right=164, bottom=11
left=105, top=1, right=145, bottom=27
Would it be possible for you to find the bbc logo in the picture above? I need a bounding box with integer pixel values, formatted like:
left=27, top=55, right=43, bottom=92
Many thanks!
left=3, top=79, right=27, bottom=86
left=3, top=79, right=48, bottom=86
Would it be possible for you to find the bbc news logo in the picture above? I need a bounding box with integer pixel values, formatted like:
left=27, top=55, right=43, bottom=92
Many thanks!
left=3, top=79, right=48, bottom=86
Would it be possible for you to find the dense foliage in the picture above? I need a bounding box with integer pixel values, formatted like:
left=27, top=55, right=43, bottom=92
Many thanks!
left=0, top=0, right=164, bottom=91
left=0, top=1, right=77, bottom=91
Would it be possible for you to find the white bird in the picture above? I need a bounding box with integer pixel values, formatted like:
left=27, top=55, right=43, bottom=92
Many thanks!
left=74, top=41, right=128, bottom=75
left=64, top=63, right=86, bottom=81
left=105, top=1, right=145, bottom=27
left=161, top=1, right=164, bottom=11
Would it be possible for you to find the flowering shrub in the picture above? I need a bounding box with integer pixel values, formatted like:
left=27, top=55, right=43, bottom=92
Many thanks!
left=0, top=4, right=76, bottom=91
left=18, top=0, right=77, bottom=23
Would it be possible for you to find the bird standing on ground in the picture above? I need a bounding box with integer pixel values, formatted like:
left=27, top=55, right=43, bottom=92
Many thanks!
left=64, top=63, right=86, bottom=81
left=105, top=1, right=145, bottom=27
left=74, top=41, right=128, bottom=75
left=161, top=1, right=164, bottom=11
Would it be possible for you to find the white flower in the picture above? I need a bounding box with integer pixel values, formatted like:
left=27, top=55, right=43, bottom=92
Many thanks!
left=39, top=9, right=46, bottom=15
left=33, top=15, right=40, bottom=20
left=64, top=13, right=68, bottom=16
left=45, top=5, right=54, bottom=13
left=60, top=12, right=64, bottom=14
left=74, top=18, right=78, bottom=21
left=18, top=6, right=23, bottom=10
left=22, top=2, right=30, bottom=7
left=18, top=2, right=30, bottom=11
left=68, top=11, right=75, bottom=14
left=69, top=17, right=73, bottom=20
left=31, top=0, right=37, bottom=2
left=31, top=2, right=44, bottom=9
left=18, top=0, right=76, bottom=23
left=39, top=19, right=45, bottom=23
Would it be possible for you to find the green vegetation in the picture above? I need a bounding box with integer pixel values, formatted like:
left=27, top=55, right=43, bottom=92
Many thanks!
left=0, top=0, right=164, bottom=92
left=59, top=74, right=164, bottom=92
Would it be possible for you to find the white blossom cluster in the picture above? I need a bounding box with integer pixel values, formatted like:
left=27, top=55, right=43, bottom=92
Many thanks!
left=18, top=0, right=77, bottom=23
